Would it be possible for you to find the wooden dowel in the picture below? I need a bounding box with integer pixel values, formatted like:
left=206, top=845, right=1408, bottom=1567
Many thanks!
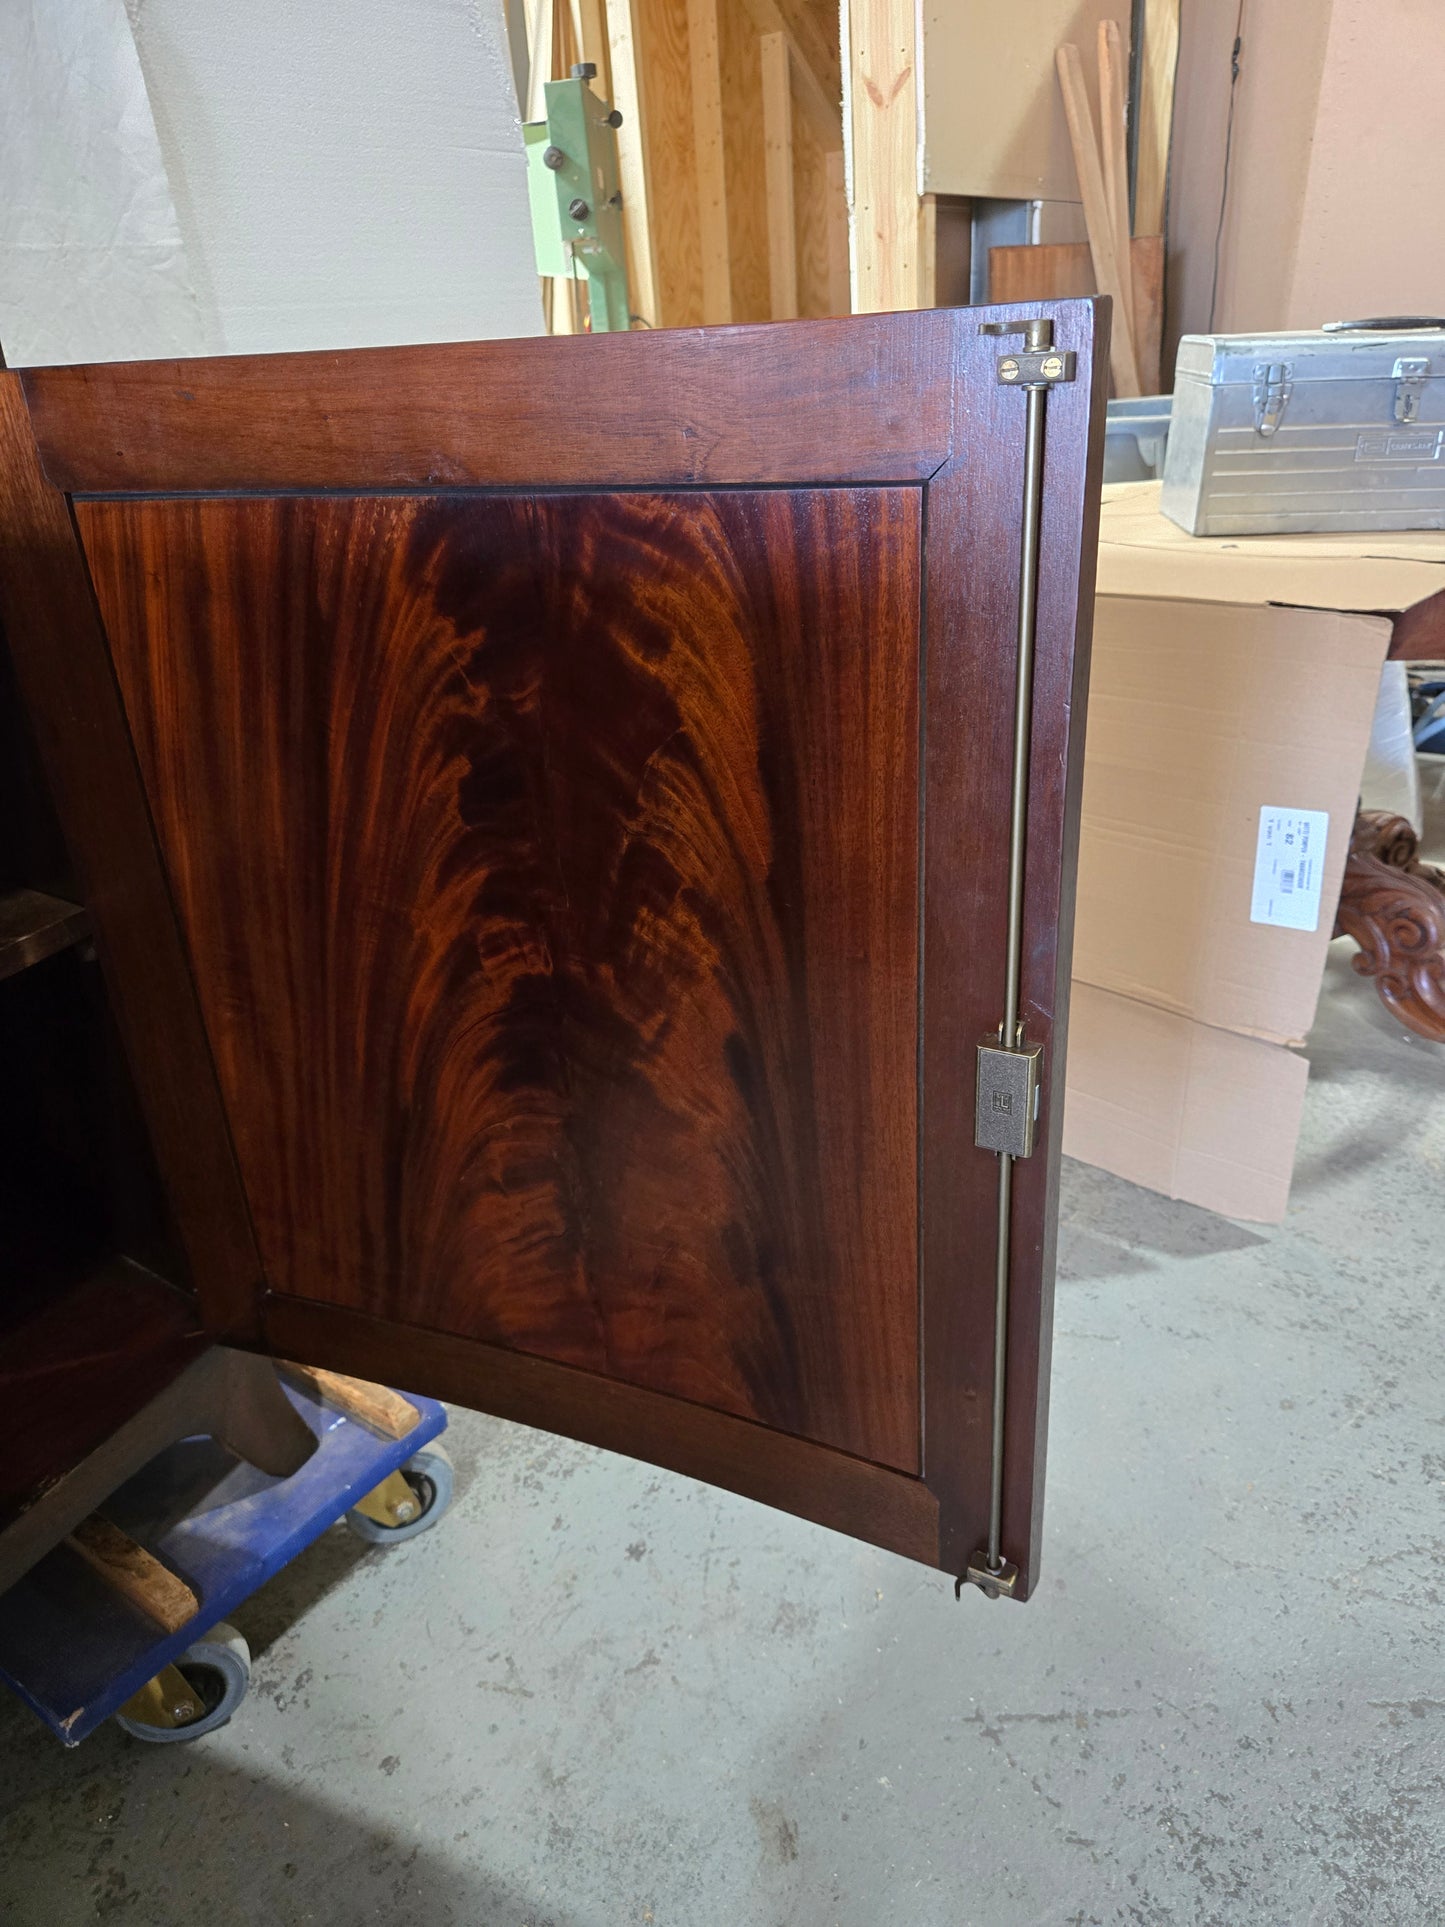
left=1135, top=0, right=1180, bottom=240
left=686, top=0, right=733, bottom=323
left=1097, top=20, right=1136, bottom=359
left=825, top=149, right=850, bottom=315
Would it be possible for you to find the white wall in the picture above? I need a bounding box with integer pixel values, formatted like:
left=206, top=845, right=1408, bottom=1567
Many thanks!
left=1166, top=0, right=1445, bottom=358
left=1287, top=0, right=1445, bottom=328
left=0, top=0, right=213, bottom=364
left=0, top=0, right=541, bottom=365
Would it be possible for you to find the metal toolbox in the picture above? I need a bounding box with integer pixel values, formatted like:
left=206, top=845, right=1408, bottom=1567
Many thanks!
left=1161, top=321, right=1445, bottom=535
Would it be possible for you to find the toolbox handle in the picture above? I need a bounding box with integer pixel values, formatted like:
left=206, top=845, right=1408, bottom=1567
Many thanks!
left=1322, top=316, right=1445, bottom=333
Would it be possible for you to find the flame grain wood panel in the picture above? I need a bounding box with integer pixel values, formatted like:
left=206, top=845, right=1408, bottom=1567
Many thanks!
left=78, top=486, right=924, bottom=1472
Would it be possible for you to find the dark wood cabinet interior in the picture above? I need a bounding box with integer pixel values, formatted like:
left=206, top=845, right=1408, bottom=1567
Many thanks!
left=0, top=622, right=199, bottom=1548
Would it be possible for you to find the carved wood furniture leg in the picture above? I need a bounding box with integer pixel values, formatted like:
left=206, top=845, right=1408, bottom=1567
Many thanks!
left=1333, top=809, right=1445, bottom=1042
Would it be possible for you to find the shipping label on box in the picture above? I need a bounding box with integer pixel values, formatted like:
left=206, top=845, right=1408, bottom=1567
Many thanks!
left=1250, top=807, right=1330, bottom=932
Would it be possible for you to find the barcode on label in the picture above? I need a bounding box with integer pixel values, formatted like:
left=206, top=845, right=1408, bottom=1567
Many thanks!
left=1250, top=807, right=1329, bottom=931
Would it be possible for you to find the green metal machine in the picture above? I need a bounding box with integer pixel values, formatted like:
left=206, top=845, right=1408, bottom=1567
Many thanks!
left=525, top=63, right=631, bottom=334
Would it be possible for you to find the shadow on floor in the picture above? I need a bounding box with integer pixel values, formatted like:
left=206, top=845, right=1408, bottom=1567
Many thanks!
left=1057, top=1157, right=1269, bottom=1285
left=0, top=1727, right=582, bottom=1927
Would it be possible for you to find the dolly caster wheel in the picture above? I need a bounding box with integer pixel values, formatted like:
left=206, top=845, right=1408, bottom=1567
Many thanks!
left=115, top=1623, right=251, bottom=1743
left=345, top=1442, right=454, bottom=1545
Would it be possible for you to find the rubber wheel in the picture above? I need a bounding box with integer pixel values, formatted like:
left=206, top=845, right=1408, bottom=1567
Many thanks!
left=115, top=1622, right=251, bottom=1744
left=345, top=1442, right=454, bottom=1545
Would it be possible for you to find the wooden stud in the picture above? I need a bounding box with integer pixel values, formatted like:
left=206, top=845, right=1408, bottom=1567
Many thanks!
left=761, top=32, right=798, bottom=319
left=605, top=0, right=659, bottom=326
left=715, top=0, right=770, bottom=323
left=844, top=0, right=919, bottom=314
left=739, top=0, right=839, bottom=144
left=1056, top=42, right=1141, bottom=396
left=551, top=275, right=588, bottom=335
left=67, top=1517, right=199, bottom=1632
left=526, top=0, right=556, bottom=332
left=686, top=0, right=732, bottom=323
left=1135, top=0, right=1180, bottom=240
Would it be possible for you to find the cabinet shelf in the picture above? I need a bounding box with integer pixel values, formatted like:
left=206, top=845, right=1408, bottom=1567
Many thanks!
left=0, top=889, right=90, bottom=982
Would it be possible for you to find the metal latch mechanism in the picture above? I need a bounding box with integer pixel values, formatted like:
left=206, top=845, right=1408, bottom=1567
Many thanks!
left=996, top=345, right=1077, bottom=387
left=1392, top=357, right=1432, bottom=425
left=975, top=1035, right=1042, bottom=1158
left=1252, top=361, right=1293, bottom=436
left=958, top=318, right=1075, bottom=1605
left=523, top=63, right=631, bottom=333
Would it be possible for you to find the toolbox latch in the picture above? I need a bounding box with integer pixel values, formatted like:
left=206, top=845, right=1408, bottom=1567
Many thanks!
left=1251, top=362, right=1293, bottom=437
left=1392, top=357, right=1432, bottom=425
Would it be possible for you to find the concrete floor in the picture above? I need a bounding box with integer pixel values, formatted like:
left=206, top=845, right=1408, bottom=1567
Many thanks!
left=2, top=936, right=1443, bottom=1926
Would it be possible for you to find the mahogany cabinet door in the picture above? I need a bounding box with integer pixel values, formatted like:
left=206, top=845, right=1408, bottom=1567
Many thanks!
left=0, top=306, right=1107, bottom=1591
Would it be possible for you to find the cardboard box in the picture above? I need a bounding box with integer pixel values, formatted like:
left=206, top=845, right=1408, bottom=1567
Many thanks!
left=1063, top=985, right=1310, bottom=1225
left=1063, top=482, right=1445, bottom=1221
